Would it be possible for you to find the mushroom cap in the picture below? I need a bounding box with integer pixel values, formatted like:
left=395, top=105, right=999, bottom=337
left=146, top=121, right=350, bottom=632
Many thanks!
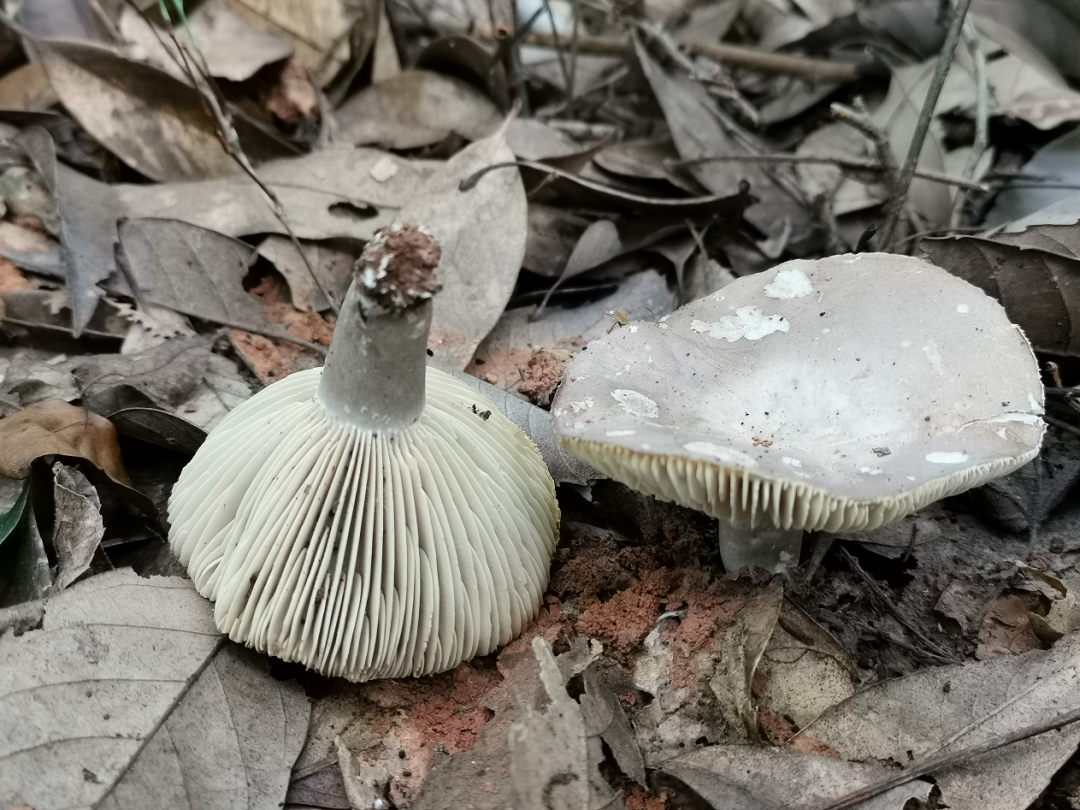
left=169, top=366, right=558, bottom=681
left=552, top=253, right=1044, bottom=533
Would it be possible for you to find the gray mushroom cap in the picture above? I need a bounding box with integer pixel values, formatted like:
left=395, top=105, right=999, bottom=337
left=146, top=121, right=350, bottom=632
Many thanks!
left=552, top=253, right=1045, bottom=533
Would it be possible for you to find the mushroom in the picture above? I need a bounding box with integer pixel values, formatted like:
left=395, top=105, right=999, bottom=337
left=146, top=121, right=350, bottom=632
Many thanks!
left=551, top=253, right=1044, bottom=572
left=169, top=224, right=559, bottom=680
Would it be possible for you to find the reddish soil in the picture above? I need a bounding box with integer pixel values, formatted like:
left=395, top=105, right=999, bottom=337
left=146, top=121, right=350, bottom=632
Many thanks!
left=265, top=58, right=319, bottom=124
left=517, top=348, right=573, bottom=406
left=0, top=258, right=31, bottom=295
left=625, top=787, right=668, bottom=810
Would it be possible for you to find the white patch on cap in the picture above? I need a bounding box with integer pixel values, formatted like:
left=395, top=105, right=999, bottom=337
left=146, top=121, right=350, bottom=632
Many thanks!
left=922, top=342, right=945, bottom=375
left=1029, top=393, right=1042, bottom=412
left=369, top=156, right=399, bottom=182
left=657, top=323, right=669, bottom=330
left=926, top=452, right=969, bottom=464
left=764, top=268, right=813, bottom=299
left=568, top=398, right=593, bottom=414
left=957, top=304, right=970, bottom=313
left=611, top=389, right=659, bottom=418
left=606, top=429, right=636, bottom=437
left=628, top=325, right=639, bottom=333
left=860, top=467, right=883, bottom=475
left=684, top=442, right=758, bottom=467
left=782, top=457, right=802, bottom=468
left=691, top=306, right=789, bottom=342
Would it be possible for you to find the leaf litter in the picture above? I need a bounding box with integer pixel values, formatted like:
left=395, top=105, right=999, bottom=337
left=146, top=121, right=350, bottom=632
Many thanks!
left=2, top=1, right=1080, bottom=808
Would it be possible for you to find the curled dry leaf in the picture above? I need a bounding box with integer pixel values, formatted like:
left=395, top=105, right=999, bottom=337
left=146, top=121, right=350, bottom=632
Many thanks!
left=337, top=70, right=502, bottom=149
left=400, top=123, right=527, bottom=369
left=51, top=462, right=106, bottom=592
left=0, top=400, right=129, bottom=484
left=0, top=569, right=309, bottom=810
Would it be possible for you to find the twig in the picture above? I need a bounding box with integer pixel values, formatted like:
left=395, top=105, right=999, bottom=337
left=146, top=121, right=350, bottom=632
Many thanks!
left=1045, top=414, right=1080, bottom=441
left=810, top=703, right=1080, bottom=810
left=831, top=99, right=899, bottom=193
left=568, top=0, right=580, bottom=99
left=879, top=0, right=974, bottom=249
left=464, top=24, right=866, bottom=82
left=677, top=153, right=987, bottom=191
left=949, top=17, right=990, bottom=228
left=538, top=0, right=572, bottom=94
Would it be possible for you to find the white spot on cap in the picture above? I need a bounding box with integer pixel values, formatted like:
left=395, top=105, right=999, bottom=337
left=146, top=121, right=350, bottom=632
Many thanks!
left=922, top=342, right=945, bottom=375
left=657, top=323, right=669, bottom=330
left=926, top=452, right=969, bottom=464
left=997, top=428, right=1007, bottom=439
left=369, top=156, right=399, bottom=182
left=782, top=457, right=802, bottom=468
left=1029, top=393, right=1042, bottom=412
left=611, top=389, right=659, bottom=418
left=691, top=306, right=789, bottom=342
left=684, top=442, right=758, bottom=467
left=606, top=429, right=636, bottom=437
left=628, top=325, right=639, bottom=333
left=764, top=268, right=813, bottom=299
left=860, top=467, right=883, bottom=475
left=957, top=304, right=970, bottom=313
left=568, top=399, right=593, bottom=414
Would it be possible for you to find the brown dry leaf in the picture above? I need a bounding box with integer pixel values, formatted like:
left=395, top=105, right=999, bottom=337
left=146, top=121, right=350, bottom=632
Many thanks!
left=0, top=63, right=57, bottom=111
left=399, top=122, right=527, bottom=369
left=337, top=70, right=502, bottom=150
left=265, top=58, right=319, bottom=124
left=996, top=86, right=1080, bottom=129
left=36, top=39, right=238, bottom=182
left=920, top=234, right=1080, bottom=355
left=225, top=0, right=375, bottom=86
left=0, top=400, right=129, bottom=483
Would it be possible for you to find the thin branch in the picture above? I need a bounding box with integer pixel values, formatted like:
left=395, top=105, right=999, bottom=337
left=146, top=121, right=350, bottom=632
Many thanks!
left=676, top=153, right=987, bottom=191
left=810, top=703, right=1080, bottom=810
left=879, top=0, right=974, bottom=249
left=464, top=24, right=866, bottom=82
left=950, top=17, right=990, bottom=228
left=831, top=99, right=899, bottom=193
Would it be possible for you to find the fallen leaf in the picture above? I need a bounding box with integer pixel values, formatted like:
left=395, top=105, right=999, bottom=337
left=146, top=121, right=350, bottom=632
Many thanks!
left=0, top=476, right=29, bottom=554
left=20, top=0, right=116, bottom=42
left=225, top=0, right=373, bottom=86
left=113, top=146, right=431, bottom=242
left=337, top=70, right=502, bottom=149
left=972, top=0, right=1080, bottom=81
left=509, top=637, right=619, bottom=810
left=0, top=568, right=309, bottom=810
left=0, top=351, right=81, bottom=408
left=108, top=408, right=207, bottom=456
left=919, top=234, right=1080, bottom=355
left=0, top=63, right=55, bottom=112
left=580, top=666, right=646, bottom=785
left=995, top=86, right=1080, bottom=130
left=795, top=122, right=887, bottom=216
left=120, top=0, right=294, bottom=83
left=399, top=123, right=527, bottom=369
left=984, top=127, right=1080, bottom=227
left=50, top=462, right=106, bottom=592
left=658, top=744, right=932, bottom=810
left=523, top=205, right=587, bottom=277
left=0, top=481, right=49, bottom=608
left=73, top=334, right=216, bottom=416
left=808, top=633, right=1080, bottom=810
left=116, top=218, right=289, bottom=338
left=634, top=38, right=812, bottom=248
left=0, top=400, right=129, bottom=484
left=36, top=39, right=238, bottom=182
left=175, top=353, right=255, bottom=432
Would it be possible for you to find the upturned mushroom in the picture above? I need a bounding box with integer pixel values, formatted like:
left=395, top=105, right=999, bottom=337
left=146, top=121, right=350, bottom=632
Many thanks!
left=551, top=253, right=1044, bottom=572
left=169, top=224, right=558, bottom=680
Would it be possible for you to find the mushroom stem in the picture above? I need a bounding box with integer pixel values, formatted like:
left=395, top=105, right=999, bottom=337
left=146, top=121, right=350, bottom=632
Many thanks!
left=318, top=224, right=442, bottom=431
left=716, top=522, right=803, bottom=574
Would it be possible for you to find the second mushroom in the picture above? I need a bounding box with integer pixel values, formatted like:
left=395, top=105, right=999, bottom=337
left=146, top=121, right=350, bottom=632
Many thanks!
left=551, top=253, right=1044, bottom=572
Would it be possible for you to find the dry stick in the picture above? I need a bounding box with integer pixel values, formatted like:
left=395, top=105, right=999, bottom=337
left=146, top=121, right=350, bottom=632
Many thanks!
left=678, top=153, right=987, bottom=191
left=831, top=99, right=899, bottom=193
left=879, top=0, right=974, bottom=250
left=949, top=17, right=990, bottom=228
left=467, top=24, right=865, bottom=82
left=810, top=703, right=1080, bottom=810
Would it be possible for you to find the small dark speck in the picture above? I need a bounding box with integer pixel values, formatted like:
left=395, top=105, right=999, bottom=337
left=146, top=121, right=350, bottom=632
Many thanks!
left=819, top=312, right=826, bottom=317
left=399, top=749, right=407, bottom=759
left=471, top=404, right=492, bottom=420
left=764, top=412, right=769, bottom=415
left=943, top=681, right=951, bottom=694
left=872, top=447, right=891, bottom=457
left=426, top=348, right=434, bottom=357
left=474, top=357, right=485, bottom=365
left=924, top=416, right=931, bottom=422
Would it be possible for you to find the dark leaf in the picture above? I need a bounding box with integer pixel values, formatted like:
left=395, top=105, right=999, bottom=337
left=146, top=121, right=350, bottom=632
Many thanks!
left=108, top=407, right=207, bottom=456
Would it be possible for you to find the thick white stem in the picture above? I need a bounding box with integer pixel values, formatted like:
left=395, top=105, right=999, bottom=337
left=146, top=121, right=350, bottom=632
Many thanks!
left=317, top=279, right=431, bottom=431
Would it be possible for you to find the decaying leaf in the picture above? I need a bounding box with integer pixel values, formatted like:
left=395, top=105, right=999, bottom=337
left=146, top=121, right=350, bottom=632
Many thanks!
left=36, top=39, right=238, bottom=183
left=658, top=744, right=933, bottom=810
left=984, top=127, right=1080, bottom=226
left=257, top=235, right=357, bottom=312
left=0, top=400, right=128, bottom=483
left=0, top=569, right=308, bottom=810
left=399, top=123, right=527, bottom=369
left=337, top=70, right=502, bottom=149
left=807, top=633, right=1080, bottom=810
left=73, top=334, right=216, bottom=417
left=580, top=667, right=646, bottom=785
left=509, top=637, right=621, bottom=810
left=51, top=461, right=105, bottom=591
left=0, top=479, right=49, bottom=609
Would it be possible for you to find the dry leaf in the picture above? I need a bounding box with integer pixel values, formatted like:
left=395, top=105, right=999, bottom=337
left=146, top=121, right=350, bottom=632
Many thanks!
left=257, top=235, right=356, bottom=312
left=983, top=127, right=1080, bottom=227
left=0, top=400, right=129, bottom=484
left=399, top=122, right=527, bottom=369
left=51, top=462, right=105, bottom=592
left=36, top=39, right=238, bottom=182
left=0, top=569, right=309, bottom=810
left=337, top=70, right=502, bottom=149
left=808, top=633, right=1080, bottom=810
